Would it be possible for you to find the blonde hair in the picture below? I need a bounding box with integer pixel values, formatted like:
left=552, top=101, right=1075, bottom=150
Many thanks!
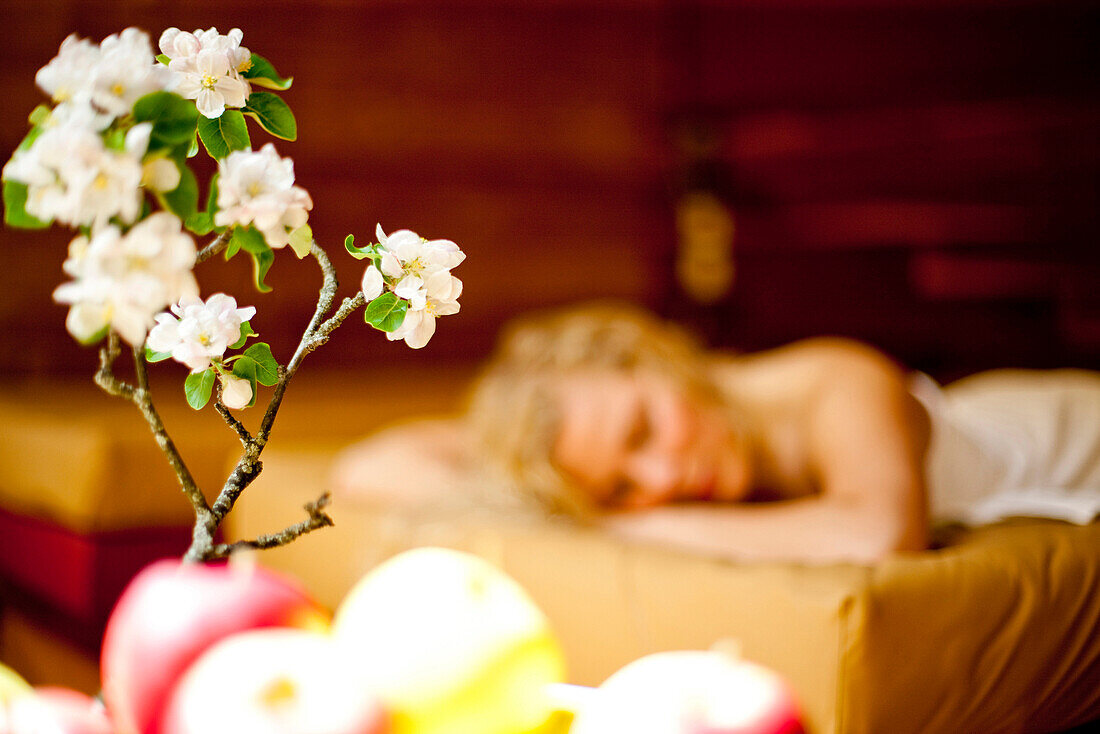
left=466, top=301, right=719, bottom=518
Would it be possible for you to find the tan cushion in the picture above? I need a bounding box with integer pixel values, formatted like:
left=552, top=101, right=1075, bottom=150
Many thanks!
left=229, top=447, right=1100, bottom=734
left=0, top=382, right=220, bottom=532
left=847, top=520, right=1100, bottom=733
left=0, top=604, right=100, bottom=695
left=0, top=368, right=473, bottom=533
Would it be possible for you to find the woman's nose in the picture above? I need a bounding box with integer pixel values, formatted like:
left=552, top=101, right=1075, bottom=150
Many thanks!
left=624, top=450, right=681, bottom=506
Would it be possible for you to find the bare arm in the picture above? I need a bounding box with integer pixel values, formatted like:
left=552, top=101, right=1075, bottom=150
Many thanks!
left=602, top=497, right=913, bottom=564
left=603, top=341, right=930, bottom=564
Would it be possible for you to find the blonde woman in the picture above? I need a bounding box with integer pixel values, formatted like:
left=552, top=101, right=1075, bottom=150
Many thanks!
left=333, top=302, right=1100, bottom=563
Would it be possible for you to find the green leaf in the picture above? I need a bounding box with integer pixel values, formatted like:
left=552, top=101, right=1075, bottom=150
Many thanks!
left=229, top=320, right=257, bottom=349
left=230, top=225, right=269, bottom=254
left=161, top=159, right=199, bottom=220
left=156, top=53, right=171, bottom=66
left=28, top=105, right=51, bottom=127
left=196, top=110, right=250, bottom=159
left=241, top=53, right=293, bottom=90
left=3, top=180, right=50, bottom=229
left=103, top=128, right=127, bottom=151
left=230, top=356, right=259, bottom=407
left=186, top=133, right=199, bottom=158
left=249, top=250, right=275, bottom=292
left=224, top=231, right=242, bottom=258
left=74, top=324, right=109, bottom=346
left=184, top=369, right=216, bottom=410
left=344, top=233, right=378, bottom=260
left=227, top=226, right=274, bottom=292
left=132, top=91, right=200, bottom=151
left=184, top=211, right=215, bottom=235
left=243, top=342, right=280, bottom=386
left=15, top=125, right=44, bottom=153
left=364, top=293, right=408, bottom=333
left=188, top=174, right=221, bottom=236
left=205, top=172, right=220, bottom=215
left=242, top=92, right=297, bottom=141
left=145, top=345, right=172, bottom=362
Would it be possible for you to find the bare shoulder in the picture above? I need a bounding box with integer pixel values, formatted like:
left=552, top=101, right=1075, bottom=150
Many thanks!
left=771, top=338, right=925, bottom=437
left=759, top=337, right=904, bottom=378
left=329, top=417, right=470, bottom=509
left=720, top=337, right=908, bottom=408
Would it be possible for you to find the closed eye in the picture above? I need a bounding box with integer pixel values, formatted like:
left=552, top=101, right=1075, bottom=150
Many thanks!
left=604, top=476, right=635, bottom=507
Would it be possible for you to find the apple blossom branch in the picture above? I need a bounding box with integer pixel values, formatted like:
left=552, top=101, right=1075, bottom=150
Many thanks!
left=214, top=394, right=252, bottom=445
left=94, top=333, right=215, bottom=525
left=210, top=492, right=334, bottom=557
left=309, top=291, right=367, bottom=351
left=196, top=229, right=233, bottom=264
left=9, top=26, right=464, bottom=569
left=187, top=241, right=353, bottom=561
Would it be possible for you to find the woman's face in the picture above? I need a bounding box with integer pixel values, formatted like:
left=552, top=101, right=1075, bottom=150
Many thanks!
left=551, top=370, right=752, bottom=509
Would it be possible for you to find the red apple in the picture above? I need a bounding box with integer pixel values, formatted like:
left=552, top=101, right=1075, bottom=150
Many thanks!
left=101, top=558, right=328, bottom=734
left=3, top=687, right=113, bottom=734
left=568, top=649, right=805, bottom=734
left=161, top=628, right=387, bottom=734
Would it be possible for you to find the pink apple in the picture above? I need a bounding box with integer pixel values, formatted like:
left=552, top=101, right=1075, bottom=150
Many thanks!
left=568, top=649, right=805, bottom=734
left=161, top=628, right=387, bottom=734
left=101, top=558, right=328, bottom=734
left=3, top=687, right=113, bottom=734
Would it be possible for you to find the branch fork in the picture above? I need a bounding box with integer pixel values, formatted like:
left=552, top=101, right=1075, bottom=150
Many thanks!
left=94, top=231, right=365, bottom=563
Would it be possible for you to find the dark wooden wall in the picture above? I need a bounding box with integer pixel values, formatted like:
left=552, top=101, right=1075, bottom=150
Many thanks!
left=1, top=0, right=1097, bottom=380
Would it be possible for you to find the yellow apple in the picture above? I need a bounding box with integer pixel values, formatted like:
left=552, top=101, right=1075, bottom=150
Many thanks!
left=0, top=661, right=32, bottom=704
left=332, top=547, right=566, bottom=734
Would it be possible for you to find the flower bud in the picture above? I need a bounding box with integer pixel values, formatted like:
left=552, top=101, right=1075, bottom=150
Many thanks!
left=220, top=374, right=253, bottom=409
left=361, top=264, right=384, bottom=300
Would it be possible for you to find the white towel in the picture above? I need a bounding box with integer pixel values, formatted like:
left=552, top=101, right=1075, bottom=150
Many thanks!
left=911, top=369, right=1100, bottom=526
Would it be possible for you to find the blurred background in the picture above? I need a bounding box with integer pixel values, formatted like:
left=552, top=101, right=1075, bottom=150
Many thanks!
left=0, top=0, right=1098, bottom=696
left=1, top=0, right=1098, bottom=381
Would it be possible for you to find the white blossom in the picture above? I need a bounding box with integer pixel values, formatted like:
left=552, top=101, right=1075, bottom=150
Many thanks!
left=2, top=119, right=151, bottom=229
left=91, top=28, right=170, bottom=118
left=53, top=213, right=199, bottom=345
left=35, top=34, right=100, bottom=105
left=387, top=283, right=462, bottom=350
left=374, top=224, right=465, bottom=309
left=35, top=29, right=168, bottom=123
left=369, top=224, right=464, bottom=349
left=219, top=374, right=253, bottom=409
left=160, top=27, right=251, bottom=119
left=47, top=100, right=113, bottom=132
left=146, top=293, right=256, bottom=372
left=195, top=27, right=251, bottom=72
left=214, top=144, right=312, bottom=249
left=160, top=27, right=251, bottom=73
